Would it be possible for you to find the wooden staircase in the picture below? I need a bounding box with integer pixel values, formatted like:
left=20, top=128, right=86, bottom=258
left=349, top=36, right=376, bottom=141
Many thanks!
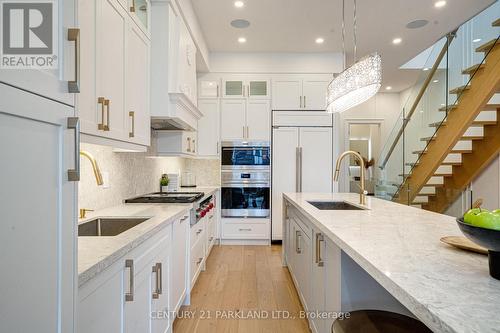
left=393, top=32, right=500, bottom=213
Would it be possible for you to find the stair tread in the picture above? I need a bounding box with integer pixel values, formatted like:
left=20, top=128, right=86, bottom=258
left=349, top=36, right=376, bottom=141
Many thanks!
left=413, top=149, right=472, bottom=154
left=462, top=63, right=485, bottom=75
left=475, top=38, right=499, bottom=53
left=449, top=85, right=470, bottom=94
left=421, top=136, right=483, bottom=141
left=493, top=18, right=500, bottom=27
left=439, top=103, right=500, bottom=112
left=429, top=120, right=497, bottom=127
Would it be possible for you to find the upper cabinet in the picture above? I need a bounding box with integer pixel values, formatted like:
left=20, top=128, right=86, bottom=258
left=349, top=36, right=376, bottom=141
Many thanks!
left=197, top=99, right=220, bottom=157
left=77, top=0, right=151, bottom=149
left=198, top=79, right=220, bottom=99
left=0, top=0, right=77, bottom=106
left=272, top=74, right=332, bottom=111
left=150, top=0, right=202, bottom=131
left=220, top=99, right=271, bottom=141
left=223, top=78, right=270, bottom=99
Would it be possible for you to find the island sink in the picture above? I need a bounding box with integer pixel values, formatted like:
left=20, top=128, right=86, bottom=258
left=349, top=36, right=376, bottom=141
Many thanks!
left=78, top=217, right=150, bottom=237
left=307, top=201, right=366, bottom=210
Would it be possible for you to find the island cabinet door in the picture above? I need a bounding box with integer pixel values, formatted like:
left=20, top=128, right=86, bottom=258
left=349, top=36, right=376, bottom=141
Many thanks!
left=323, top=239, right=342, bottom=332
left=290, top=218, right=312, bottom=311
left=310, top=229, right=327, bottom=333
left=171, top=214, right=190, bottom=313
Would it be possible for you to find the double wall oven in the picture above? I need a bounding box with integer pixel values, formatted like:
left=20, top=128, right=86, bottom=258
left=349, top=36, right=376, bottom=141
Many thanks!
left=221, top=141, right=270, bottom=219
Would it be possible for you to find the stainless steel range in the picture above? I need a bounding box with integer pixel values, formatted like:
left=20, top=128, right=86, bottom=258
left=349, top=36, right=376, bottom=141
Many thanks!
left=221, top=141, right=270, bottom=218
left=125, top=192, right=214, bottom=226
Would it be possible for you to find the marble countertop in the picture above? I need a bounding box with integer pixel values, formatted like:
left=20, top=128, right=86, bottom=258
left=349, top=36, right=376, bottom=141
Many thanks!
left=283, top=192, right=500, bottom=333
left=78, top=204, right=190, bottom=287
left=78, top=187, right=220, bottom=287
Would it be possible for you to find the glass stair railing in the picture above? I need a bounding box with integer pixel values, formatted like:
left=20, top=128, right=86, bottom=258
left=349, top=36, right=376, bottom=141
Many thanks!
left=376, top=1, right=500, bottom=209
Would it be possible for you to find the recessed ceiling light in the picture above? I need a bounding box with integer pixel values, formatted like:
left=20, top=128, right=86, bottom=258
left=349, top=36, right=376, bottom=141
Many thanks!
left=433, top=79, right=439, bottom=83
left=230, top=19, right=250, bottom=29
left=473, top=38, right=482, bottom=43
left=234, top=1, right=244, bottom=8
left=386, top=86, right=392, bottom=90
left=434, top=1, right=446, bottom=8
left=392, top=38, right=402, bottom=45
left=423, top=67, right=430, bottom=71
left=238, top=37, right=246, bottom=43
left=315, top=37, right=324, bottom=44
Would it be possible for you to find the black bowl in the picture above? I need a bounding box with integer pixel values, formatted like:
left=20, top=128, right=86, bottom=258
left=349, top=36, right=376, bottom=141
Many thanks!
left=457, top=218, right=500, bottom=280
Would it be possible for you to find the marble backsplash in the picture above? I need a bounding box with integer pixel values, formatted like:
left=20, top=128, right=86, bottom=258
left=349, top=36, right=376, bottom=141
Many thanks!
left=79, top=143, right=220, bottom=210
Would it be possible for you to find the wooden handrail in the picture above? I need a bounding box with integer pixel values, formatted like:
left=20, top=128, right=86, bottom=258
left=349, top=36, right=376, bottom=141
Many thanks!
left=380, top=31, right=457, bottom=169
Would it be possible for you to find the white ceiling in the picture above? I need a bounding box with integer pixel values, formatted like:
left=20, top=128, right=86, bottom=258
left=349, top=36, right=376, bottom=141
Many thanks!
left=191, top=0, right=496, bottom=91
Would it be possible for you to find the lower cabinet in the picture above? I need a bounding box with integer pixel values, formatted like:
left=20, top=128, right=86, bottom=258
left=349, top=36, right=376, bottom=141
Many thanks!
left=190, top=216, right=207, bottom=288
left=171, top=214, right=190, bottom=314
left=78, top=223, right=174, bottom=333
left=285, top=204, right=341, bottom=333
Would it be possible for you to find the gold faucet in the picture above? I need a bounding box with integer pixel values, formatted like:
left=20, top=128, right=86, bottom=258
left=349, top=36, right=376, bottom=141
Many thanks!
left=334, top=151, right=367, bottom=205
left=80, top=150, right=104, bottom=185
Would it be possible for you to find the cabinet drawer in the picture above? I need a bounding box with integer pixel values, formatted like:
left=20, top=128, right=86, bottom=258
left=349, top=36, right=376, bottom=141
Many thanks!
left=222, top=222, right=269, bottom=240
left=190, top=236, right=205, bottom=287
left=190, top=220, right=205, bottom=249
left=289, top=208, right=311, bottom=239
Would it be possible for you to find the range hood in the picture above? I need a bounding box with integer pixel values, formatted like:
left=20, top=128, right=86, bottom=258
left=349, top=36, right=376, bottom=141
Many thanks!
left=150, top=0, right=203, bottom=131
left=151, top=93, right=203, bottom=131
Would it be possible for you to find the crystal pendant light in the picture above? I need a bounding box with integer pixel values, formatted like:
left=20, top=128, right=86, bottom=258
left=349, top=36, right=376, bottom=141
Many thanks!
left=326, top=0, right=382, bottom=113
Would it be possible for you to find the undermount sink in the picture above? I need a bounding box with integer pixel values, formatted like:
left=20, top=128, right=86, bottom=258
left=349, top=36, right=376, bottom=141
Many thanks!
left=78, top=217, right=150, bottom=237
left=307, top=201, right=366, bottom=211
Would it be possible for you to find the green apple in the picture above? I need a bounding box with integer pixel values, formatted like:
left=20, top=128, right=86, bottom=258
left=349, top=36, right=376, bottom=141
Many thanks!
left=492, top=209, right=500, bottom=216
left=471, top=211, right=500, bottom=231
left=464, top=208, right=484, bottom=224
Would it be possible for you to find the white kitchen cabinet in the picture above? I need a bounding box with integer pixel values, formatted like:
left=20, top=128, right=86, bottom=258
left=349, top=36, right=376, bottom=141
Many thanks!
left=221, top=99, right=247, bottom=140
left=0, top=84, right=76, bottom=332
left=198, top=79, right=220, bottom=98
left=272, top=76, right=302, bottom=110
left=96, top=0, right=128, bottom=140
left=223, top=78, right=270, bottom=99
left=197, top=99, right=220, bottom=157
left=220, top=99, right=271, bottom=141
left=284, top=207, right=341, bottom=333
left=299, top=127, right=333, bottom=193
left=0, top=0, right=77, bottom=106
left=303, top=78, right=330, bottom=110
left=272, top=74, right=331, bottom=110
left=78, top=0, right=151, bottom=149
left=288, top=215, right=312, bottom=311
left=171, top=214, right=190, bottom=313
left=156, top=130, right=197, bottom=156
left=246, top=100, right=271, bottom=141
left=126, top=22, right=151, bottom=146
left=78, top=226, right=172, bottom=333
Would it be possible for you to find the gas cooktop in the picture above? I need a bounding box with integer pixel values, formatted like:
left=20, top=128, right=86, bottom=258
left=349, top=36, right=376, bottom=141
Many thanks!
left=125, top=192, right=204, bottom=204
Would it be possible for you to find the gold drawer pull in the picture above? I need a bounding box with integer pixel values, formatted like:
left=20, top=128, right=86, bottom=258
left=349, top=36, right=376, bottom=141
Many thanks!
left=129, top=111, right=135, bottom=138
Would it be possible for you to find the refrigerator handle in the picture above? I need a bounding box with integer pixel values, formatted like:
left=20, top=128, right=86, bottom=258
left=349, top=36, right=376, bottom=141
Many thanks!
left=295, top=147, right=300, bottom=192
left=299, top=147, right=303, bottom=192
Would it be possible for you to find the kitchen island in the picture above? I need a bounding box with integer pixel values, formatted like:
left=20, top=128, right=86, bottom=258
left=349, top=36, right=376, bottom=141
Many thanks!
left=283, top=192, right=500, bottom=333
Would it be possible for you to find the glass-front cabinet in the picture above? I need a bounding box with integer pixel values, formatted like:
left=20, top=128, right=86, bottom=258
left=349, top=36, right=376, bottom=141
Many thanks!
left=223, top=78, right=270, bottom=99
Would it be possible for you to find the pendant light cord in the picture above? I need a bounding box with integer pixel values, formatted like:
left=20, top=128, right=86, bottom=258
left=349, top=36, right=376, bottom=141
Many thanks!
left=353, top=0, right=357, bottom=62
left=342, top=0, right=346, bottom=70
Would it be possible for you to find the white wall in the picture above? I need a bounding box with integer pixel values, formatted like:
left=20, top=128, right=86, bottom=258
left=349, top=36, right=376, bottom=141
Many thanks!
left=336, top=92, right=402, bottom=192
left=207, top=52, right=344, bottom=74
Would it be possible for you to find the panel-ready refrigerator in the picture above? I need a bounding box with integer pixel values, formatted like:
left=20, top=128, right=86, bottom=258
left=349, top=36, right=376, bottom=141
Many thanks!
left=271, top=111, right=334, bottom=240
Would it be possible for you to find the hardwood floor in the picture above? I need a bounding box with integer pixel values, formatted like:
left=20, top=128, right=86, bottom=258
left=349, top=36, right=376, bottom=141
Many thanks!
left=173, top=245, right=310, bottom=333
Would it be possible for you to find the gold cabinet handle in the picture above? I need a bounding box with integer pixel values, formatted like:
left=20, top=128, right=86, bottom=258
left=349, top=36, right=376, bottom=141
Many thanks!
left=299, top=96, right=302, bottom=108
left=295, top=230, right=302, bottom=254
left=192, top=139, right=196, bottom=153
left=67, top=117, right=80, bottom=181
left=97, top=97, right=106, bottom=130
left=125, top=259, right=134, bottom=302
left=129, top=111, right=135, bottom=138
left=67, top=28, right=80, bottom=93
left=130, top=0, right=136, bottom=12
left=152, top=262, right=162, bottom=299
left=242, top=126, right=245, bottom=138
left=104, top=99, right=110, bottom=131
left=187, top=137, right=191, bottom=152
left=315, top=233, right=324, bottom=267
